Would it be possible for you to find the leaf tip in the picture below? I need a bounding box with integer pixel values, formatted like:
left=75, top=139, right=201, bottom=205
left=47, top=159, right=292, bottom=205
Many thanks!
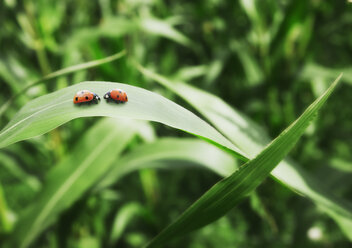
left=334, top=72, right=343, bottom=86
left=326, top=72, right=343, bottom=94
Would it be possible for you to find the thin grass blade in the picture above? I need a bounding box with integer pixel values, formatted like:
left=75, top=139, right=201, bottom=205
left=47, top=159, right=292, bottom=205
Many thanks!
left=10, top=118, right=139, bottom=248
left=0, top=50, right=126, bottom=118
left=96, top=138, right=237, bottom=190
left=145, top=74, right=342, bottom=247
left=0, top=82, right=245, bottom=160
left=138, top=65, right=352, bottom=240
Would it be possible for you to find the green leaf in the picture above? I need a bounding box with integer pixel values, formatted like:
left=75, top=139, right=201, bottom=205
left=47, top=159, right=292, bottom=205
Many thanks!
left=0, top=182, right=16, bottom=234
left=230, top=41, right=264, bottom=86
left=94, top=138, right=238, bottom=245
left=139, top=17, right=193, bottom=47
left=302, top=63, right=352, bottom=86
left=109, top=202, right=147, bottom=245
left=65, top=17, right=138, bottom=48
left=97, top=138, right=274, bottom=233
left=96, top=138, right=237, bottom=190
left=95, top=137, right=238, bottom=245
left=65, top=16, right=192, bottom=49
left=145, top=74, right=342, bottom=247
left=0, top=82, right=245, bottom=160
left=0, top=50, right=126, bottom=118
left=138, top=65, right=352, bottom=241
left=10, top=118, right=139, bottom=248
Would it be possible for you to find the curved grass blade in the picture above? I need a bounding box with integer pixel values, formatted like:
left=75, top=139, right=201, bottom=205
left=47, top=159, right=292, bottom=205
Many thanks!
left=0, top=82, right=245, bottom=160
left=109, top=202, right=148, bottom=245
left=145, top=74, right=342, bottom=247
left=97, top=138, right=273, bottom=233
left=95, top=138, right=237, bottom=245
left=96, top=138, right=237, bottom=190
left=302, top=63, right=352, bottom=86
left=137, top=65, right=352, bottom=240
left=66, top=16, right=193, bottom=49
left=140, top=17, right=193, bottom=47
left=10, top=118, right=139, bottom=248
left=0, top=50, right=126, bottom=118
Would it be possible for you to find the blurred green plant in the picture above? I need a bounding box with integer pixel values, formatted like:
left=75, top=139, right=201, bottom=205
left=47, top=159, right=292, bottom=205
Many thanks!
left=1, top=0, right=351, bottom=247
left=145, top=74, right=341, bottom=247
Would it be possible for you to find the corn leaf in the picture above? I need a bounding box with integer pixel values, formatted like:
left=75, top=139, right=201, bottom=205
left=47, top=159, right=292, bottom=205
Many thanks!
left=10, top=118, right=139, bottom=248
left=138, top=66, right=352, bottom=241
left=0, top=82, right=245, bottom=160
left=145, top=74, right=342, bottom=247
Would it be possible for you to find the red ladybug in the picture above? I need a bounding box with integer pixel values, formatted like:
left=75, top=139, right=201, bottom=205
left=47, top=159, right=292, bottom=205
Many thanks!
left=73, top=90, right=100, bottom=104
left=104, top=89, right=128, bottom=103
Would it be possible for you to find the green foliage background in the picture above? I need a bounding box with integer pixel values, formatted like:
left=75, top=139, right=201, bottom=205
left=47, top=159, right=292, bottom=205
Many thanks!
left=0, top=0, right=351, bottom=247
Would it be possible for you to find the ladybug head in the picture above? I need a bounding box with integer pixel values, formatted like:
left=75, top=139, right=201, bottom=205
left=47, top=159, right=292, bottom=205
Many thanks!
left=104, top=93, right=110, bottom=99
left=94, top=94, right=101, bottom=101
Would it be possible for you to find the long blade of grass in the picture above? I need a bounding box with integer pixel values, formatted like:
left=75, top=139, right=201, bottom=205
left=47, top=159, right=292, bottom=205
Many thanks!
left=96, top=138, right=237, bottom=190
left=144, top=75, right=342, bottom=247
left=109, top=202, right=147, bottom=245
left=96, top=138, right=273, bottom=234
left=0, top=50, right=126, bottom=118
left=302, top=62, right=352, bottom=86
left=10, top=118, right=140, bottom=248
left=138, top=65, right=352, bottom=240
left=66, top=16, right=193, bottom=49
left=140, top=17, right=193, bottom=47
left=0, top=82, right=246, bottom=160
left=95, top=138, right=237, bottom=245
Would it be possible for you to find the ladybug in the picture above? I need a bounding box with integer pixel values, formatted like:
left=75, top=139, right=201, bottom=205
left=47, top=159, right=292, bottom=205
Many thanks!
left=73, top=90, right=100, bottom=105
left=104, top=89, right=128, bottom=103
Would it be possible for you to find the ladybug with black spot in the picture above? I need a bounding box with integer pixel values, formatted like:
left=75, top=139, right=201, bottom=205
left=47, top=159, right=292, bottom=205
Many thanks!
left=73, top=90, right=100, bottom=105
left=104, top=89, right=128, bottom=103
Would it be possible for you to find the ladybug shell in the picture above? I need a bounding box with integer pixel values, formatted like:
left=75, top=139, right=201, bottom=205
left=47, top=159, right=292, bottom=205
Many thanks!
left=104, top=89, right=128, bottom=103
left=73, top=90, right=100, bottom=104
